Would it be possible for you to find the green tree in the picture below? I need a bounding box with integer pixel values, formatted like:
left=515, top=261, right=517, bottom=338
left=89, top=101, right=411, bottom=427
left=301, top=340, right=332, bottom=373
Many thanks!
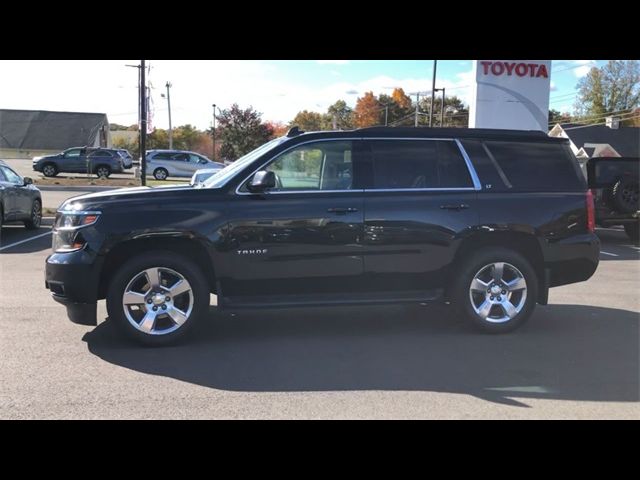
left=109, top=123, right=130, bottom=131
left=326, top=100, right=354, bottom=130
left=290, top=110, right=325, bottom=131
left=548, top=109, right=571, bottom=124
left=217, top=104, right=274, bottom=161
left=576, top=60, right=640, bottom=121
left=419, top=95, right=469, bottom=127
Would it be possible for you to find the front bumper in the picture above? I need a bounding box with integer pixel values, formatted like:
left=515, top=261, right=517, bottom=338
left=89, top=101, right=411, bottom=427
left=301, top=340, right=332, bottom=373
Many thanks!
left=45, top=250, right=103, bottom=326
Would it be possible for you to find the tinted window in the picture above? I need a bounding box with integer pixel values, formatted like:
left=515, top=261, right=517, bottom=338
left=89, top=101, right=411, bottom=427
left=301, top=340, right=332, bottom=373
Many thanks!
left=0, top=167, right=7, bottom=181
left=64, top=149, right=82, bottom=158
left=261, top=141, right=353, bottom=191
left=189, top=154, right=205, bottom=164
left=89, top=150, right=111, bottom=158
left=152, top=152, right=174, bottom=160
left=484, top=141, right=585, bottom=192
left=459, top=139, right=509, bottom=192
left=371, top=140, right=472, bottom=189
left=172, top=153, right=189, bottom=162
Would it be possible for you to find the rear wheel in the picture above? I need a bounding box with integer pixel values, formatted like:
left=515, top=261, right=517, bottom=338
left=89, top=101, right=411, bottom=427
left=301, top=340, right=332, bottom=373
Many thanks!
left=24, top=199, right=42, bottom=230
left=624, top=223, right=639, bottom=243
left=106, top=251, right=210, bottom=346
left=451, top=247, right=538, bottom=333
left=42, top=163, right=58, bottom=177
left=95, top=165, right=111, bottom=178
left=153, top=168, right=168, bottom=181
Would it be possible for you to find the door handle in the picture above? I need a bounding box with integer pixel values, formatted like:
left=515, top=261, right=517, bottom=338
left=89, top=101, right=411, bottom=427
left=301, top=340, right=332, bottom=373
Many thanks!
left=440, top=204, right=470, bottom=210
left=327, top=207, right=358, bottom=214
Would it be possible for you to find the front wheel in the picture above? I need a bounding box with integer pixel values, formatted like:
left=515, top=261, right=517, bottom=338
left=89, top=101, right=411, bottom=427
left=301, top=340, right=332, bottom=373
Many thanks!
left=451, top=247, right=538, bottom=333
left=106, top=251, right=210, bottom=346
left=42, top=163, right=58, bottom=177
left=153, top=168, right=168, bottom=181
left=624, top=223, right=639, bottom=243
left=24, top=199, right=42, bottom=230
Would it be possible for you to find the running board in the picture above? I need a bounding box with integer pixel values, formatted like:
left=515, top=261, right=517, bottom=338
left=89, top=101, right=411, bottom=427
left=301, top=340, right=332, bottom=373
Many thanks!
left=220, top=289, right=444, bottom=310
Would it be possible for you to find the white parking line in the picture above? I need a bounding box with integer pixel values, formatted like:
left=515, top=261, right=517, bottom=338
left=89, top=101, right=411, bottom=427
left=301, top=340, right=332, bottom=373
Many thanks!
left=0, top=231, right=52, bottom=252
left=600, top=251, right=619, bottom=257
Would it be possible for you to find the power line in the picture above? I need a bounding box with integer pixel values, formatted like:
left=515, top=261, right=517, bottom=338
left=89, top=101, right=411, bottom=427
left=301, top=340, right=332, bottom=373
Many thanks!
left=548, top=108, right=638, bottom=126
left=562, top=114, right=640, bottom=130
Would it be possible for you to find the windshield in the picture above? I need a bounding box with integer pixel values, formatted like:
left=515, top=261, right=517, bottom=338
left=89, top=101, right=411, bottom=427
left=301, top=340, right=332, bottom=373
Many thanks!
left=201, top=137, right=288, bottom=188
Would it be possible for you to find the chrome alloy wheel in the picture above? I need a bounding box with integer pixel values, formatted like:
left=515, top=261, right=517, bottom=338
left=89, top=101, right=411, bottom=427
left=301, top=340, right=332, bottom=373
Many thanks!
left=31, top=201, right=42, bottom=227
left=468, top=262, right=527, bottom=324
left=122, top=267, right=194, bottom=335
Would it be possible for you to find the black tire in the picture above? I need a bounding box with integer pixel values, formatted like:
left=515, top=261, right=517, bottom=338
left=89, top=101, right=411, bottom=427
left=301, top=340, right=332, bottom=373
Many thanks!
left=624, top=223, right=639, bottom=243
left=0, top=203, right=4, bottom=230
left=450, top=247, right=538, bottom=333
left=94, top=165, right=111, bottom=178
left=24, top=199, right=42, bottom=230
left=153, top=168, right=169, bottom=181
left=42, top=163, right=58, bottom=177
left=106, top=251, right=210, bottom=346
left=611, top=177, right=639, bottom=214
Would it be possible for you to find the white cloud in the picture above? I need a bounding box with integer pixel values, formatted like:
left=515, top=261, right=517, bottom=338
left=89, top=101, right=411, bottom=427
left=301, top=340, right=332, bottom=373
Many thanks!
left=550, top=81, right=558, bottom=91
left=573, top=60, right=596, bottom=77
left=316, top=60, right=349, bottom=65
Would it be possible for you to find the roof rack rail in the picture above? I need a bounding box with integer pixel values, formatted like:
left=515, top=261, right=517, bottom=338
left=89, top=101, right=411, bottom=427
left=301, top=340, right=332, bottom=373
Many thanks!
left=286, top=126, right=305, bottom=137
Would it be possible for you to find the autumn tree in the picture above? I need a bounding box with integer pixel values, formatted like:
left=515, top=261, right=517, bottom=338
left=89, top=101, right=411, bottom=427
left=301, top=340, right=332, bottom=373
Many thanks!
left=265, top=121, right=290, bottom=138
left=576, top=60, right=640, bottom=122
left=354, top=91, right=381, bottom=127
left=290, top=110, right=325, bottom=131
left=217, top=104, right=273, bottom=161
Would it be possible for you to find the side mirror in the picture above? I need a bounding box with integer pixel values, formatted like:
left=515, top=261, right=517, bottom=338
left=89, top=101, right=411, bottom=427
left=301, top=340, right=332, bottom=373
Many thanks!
left=23, top=177, right=33, bottom=186
left=247, top=170, right=276, bottom=193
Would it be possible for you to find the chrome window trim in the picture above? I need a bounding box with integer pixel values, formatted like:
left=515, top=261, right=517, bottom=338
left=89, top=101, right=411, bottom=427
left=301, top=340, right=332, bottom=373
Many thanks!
left=454, top=139, right=482, bottom=191
left=235, top=136, right=482, bottom=196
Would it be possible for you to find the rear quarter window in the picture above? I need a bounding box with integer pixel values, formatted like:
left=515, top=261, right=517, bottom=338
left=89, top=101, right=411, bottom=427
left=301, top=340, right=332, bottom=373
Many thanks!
left=463, top=139, right=585, bottom=192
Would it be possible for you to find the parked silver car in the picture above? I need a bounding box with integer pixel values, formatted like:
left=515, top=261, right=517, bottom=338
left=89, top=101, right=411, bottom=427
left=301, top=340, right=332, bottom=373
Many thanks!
left=146, top=150, right=223, bottom=180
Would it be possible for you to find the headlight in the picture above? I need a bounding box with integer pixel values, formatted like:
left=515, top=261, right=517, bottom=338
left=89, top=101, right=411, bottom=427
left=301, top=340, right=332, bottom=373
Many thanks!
left=52, top=211, right=100, bottom=252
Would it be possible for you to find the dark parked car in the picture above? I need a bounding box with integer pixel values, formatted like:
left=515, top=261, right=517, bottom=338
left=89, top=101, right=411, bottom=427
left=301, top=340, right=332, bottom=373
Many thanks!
left=45, top=127, right=600, bottom=345
left=586, top=157, right=639, bottom=242
left=0, top=160, right=42, bottom=230
left=32, top=147, right=125, bottom=178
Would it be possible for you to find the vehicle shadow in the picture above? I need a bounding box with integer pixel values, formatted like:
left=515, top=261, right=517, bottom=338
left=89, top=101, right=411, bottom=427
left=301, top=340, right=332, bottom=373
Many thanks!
left=83, top=303, right=639, bottom=407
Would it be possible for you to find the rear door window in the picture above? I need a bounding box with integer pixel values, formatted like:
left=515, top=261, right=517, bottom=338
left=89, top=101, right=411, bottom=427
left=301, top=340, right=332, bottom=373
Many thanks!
left=369, top=140, right=473, bottom=189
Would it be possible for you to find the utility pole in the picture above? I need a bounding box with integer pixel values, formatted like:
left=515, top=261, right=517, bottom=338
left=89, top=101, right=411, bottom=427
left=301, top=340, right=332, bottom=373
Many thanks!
left=165, top=82, right=173, bottom=149
left=429, top=60, right=438, bottom=127
left=212, top=104, right=217, bottom=161
left=384, top=104, right=389, bottom=126
left=440, top=87, right=445, bottom=127
left=140, top=60, right=147, bottom=186
left=414, top=92, right=420, bottom=127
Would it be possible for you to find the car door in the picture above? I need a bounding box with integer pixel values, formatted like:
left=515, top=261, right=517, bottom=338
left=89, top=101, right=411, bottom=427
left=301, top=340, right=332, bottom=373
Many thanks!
left=218, top=139, right=366, bottom=301
left=0, top=167, right=17, bottom=220
left=172, top=153, right=191, bottom=177
left=62, top=148, right=85, bottom=173
left=361, top=139, right=480, bottom=293
left=187, top=154, right=207, bottom=175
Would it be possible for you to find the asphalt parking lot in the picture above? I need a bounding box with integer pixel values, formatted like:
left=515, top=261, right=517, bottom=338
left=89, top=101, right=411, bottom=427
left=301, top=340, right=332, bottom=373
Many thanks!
left=0, top=224, right=638, bottom=419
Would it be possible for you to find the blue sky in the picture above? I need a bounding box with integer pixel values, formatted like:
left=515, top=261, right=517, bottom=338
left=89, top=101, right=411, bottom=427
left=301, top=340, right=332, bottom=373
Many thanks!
left=0, top=60, right=607, bottom=130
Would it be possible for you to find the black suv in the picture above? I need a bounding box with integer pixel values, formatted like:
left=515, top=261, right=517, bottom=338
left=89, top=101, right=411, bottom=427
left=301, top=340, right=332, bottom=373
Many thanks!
left=45, top=127, right=600, bottom=345
left=32, top=147, right=125, bottom=178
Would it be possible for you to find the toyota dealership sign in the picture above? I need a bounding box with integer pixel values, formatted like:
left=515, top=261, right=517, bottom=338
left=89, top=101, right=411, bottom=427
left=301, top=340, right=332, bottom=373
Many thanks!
left=468, top=60, right=552, bottom=132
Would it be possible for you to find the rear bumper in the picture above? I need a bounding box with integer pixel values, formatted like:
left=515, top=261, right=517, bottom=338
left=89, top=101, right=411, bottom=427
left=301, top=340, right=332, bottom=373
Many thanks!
left=543, top=232, right=600, bottom=288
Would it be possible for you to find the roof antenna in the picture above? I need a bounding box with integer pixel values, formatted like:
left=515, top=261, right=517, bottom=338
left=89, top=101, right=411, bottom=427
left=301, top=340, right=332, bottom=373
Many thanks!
left=286, top=126, right=304, bottom=137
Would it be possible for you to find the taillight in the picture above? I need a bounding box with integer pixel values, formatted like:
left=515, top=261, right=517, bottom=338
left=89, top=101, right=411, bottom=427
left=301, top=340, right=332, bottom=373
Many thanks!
left=586, top=189, right=595, bottom=233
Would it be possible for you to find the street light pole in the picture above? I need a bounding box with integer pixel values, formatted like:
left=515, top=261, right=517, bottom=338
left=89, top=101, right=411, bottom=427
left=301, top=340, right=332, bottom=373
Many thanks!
left=414, top=93, right=420, bottom=127
left=384, top=104, right=389, bottom=126
left=165, top=82, right=173, bottom=149
left=429, top=60, right=438, bottom=127
left=440, top=87, right=445, bottom=127
left=212, top=104, right=217, bottom=161
left=140, top=60, right=147, bottom=186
